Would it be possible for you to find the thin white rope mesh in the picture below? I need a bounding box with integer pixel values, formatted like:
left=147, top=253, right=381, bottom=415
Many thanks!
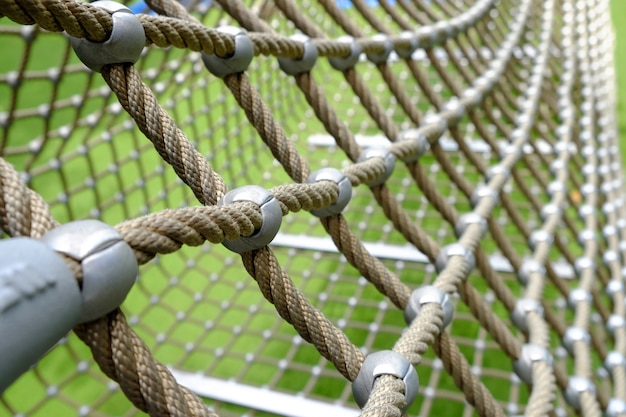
left=0, top=0, right=624, bottom=416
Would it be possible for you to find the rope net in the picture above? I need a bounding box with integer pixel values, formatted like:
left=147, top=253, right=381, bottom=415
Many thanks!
left=0, top=0, right=623, bottom=416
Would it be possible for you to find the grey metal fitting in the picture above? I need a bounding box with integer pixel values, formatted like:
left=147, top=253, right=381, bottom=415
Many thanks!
left=512, top=344, right=553, bottom=385
left=485, top=164, right=510, bottom=183
left=540, top=203, right=560, bottom=221
left=567, top=288, right=592, bottom=309
left=578, top=204, right=595, bottom=219
left=352, top=350, right=419, bottom=411
left=398, top=129, right=428, bottom=162
left=604, top=250, right=619, bottom=266
left=604, top=351, right=626, bottom=373
left=510, top=298, right=543, bottom=333
left=218, top=186, right=282, bottom=253
left=277, top=34, right=318, bottom=75
left=606, top=280, right=624, bottom=297
left=547, top=181, right=565, bottom=197
left=603, top=225, right=618, bottom=238
left=606, top=398, right=626, bottom=417
left=581, top=183, right=596, bottom=198
left=606, top=314, right=626, bottom=336
left=442, top=97, right=466, bottom=126
left=329, top=36, right=363, bottom=71
left=395, top=31, right=418, bottom=59
left=454, top=212, right=487, bottom=238
left=434, top=243, right=475, bottom=275
left=461, top=87, right=482, bottom=107
left=528, top=230, right=553, bottom=250
left=404, top=285, right=453, bottom=329
left=41, top=220, right=138, bottom=323
left=549, top=159, right=566, bottom=175
left=306, top=168, right=352, bottom=218
left=577, top=229, right=596, bottom=245
left=358, top=148, right=396, bottom=187
left=366, top=34, right=393, bottom=64
left=517, top=258, right=545, bottom=287
left=202, top=26, right=254, bottom=78
left=499, top=143, right=521, bottom=160
left=562, top=327, right=590, bottom=356
left=0, top=238, right=82, bottom=393
left=564, top=376, right=596, bottom=411
left=470, top=185, right=499, bottom=208
left=422, top=113, right=448, bottom=133
left=68, top=1, right=145, bottom=72
left=574, top=257, right=595, bottom=274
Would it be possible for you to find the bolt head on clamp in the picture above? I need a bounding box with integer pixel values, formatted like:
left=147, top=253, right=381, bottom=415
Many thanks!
left=40, top=220, right=138, bottom=323
left=306, top=168, right=352, bottom=218
left=68, top=1, right=145, bottom=72
left=277, top=34, right=318, bottom=75
left=202, top=26, right=254, bottom=78
left=352, top=350, right=419, bottom=411
left=218, top=186, right=282, bottom=253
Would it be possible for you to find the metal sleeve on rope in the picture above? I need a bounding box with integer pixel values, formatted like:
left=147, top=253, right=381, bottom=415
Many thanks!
left=0, top=238, right=82, bottom=393
left=202, top=26, right=254, bottom=78
left=41, top=220, right=139, bottom=323
left=68, top=0, right=145, bottom=72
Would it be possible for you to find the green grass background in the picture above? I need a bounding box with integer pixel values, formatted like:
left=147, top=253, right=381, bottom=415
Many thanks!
left=0, top=2, right=625, bottom=416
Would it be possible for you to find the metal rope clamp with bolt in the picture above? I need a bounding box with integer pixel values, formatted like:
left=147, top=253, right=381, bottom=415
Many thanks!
left=404, top=285, right=454, bottom=329
left=277, top=34, right=318, bottom=75
left=512, top=343, right=553, bottom=385
left=41, top=220, right=139, bottom=323
left=329, top=36, right=363, bottom=71
left=218, top=186, right=282, bottom=253
left=306, top=168, right=352, bottom=218
left=352, top=350, right=419, bottom=411
left=357, top=148, right=396, bottom=187
left=202, top=26, right=254, bottom=78
left=68, top=1, right=145, bottom=73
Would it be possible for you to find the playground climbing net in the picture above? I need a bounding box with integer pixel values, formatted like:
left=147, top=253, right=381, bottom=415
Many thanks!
left=0, top=0, right=624, bottom=415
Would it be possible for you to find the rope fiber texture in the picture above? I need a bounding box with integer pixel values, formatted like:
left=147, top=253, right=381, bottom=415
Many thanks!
left=0, top=0, right=624, bottom=416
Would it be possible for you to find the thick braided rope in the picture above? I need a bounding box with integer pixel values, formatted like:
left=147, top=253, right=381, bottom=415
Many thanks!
left=0, top=0, right=623, bottom=416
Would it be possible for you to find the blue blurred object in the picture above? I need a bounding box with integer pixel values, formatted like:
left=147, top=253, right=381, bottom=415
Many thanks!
left=128, top=0, right=212, bottom=14
left=337, top=0, right=396, bottom=9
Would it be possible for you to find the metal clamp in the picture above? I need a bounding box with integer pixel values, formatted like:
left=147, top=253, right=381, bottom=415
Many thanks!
left=202, top=26, right=254, bottom=78
left=454, top=212, right=487, bottom=238
left=277, top=34, right=318, bottom=75
left=562, top=327, right=590, bottom=356
left=329, top=36, right=362, bottom=71
left=306, top=168, right=352, bottom=217
left=358, top=148, right=396, bottom=186
left=404, top=285, right=453, bottom=329
left=512, top=344, right=553, bottom=385
left=68, top=1, right=145, bottom=72
left=218, top=186, right=282, bottom=253
left=0, top=238, right=82, bottom=393
left=395, top=31, right=418, bottom=59
left=41, top=220, right=138, bottom=323
left=564, top=377, right=596, bottom=410
left=604, top=351, right=626, bottom=373
left=398, top=129, right=428, bottom=162
left=516, top=257, right=545, bottom=287
left=510, top=298, right=543, bottom=333
left=434, top=243, right=475, bottom=275
left=470, top=185, right=499, bottom=208
left=352, top=350, right=419, bottom=411
left=606, top=398, right=626, bottom=417
left=366, top=34, right=393, bottom=64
